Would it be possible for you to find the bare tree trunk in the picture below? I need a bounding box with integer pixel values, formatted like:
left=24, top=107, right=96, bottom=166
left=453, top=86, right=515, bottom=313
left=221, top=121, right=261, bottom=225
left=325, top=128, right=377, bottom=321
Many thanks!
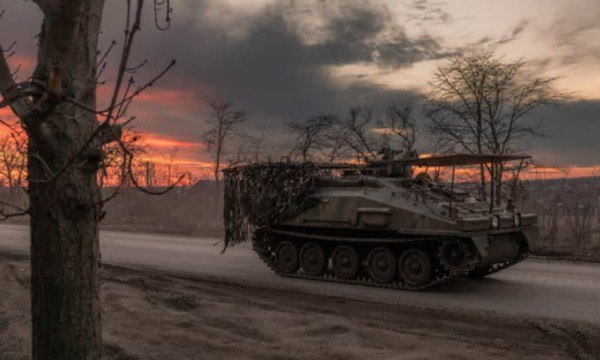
left=479, top=164, right=487, bottom=201
left=28, top=121, right=102, bottom=358
left=26, top=2, right=104, bottom=359
left=2, top=1, right=177, bottom=356
left=495, top=163, right=503, bottom=206
left=214, top=157, right=221, bottom=182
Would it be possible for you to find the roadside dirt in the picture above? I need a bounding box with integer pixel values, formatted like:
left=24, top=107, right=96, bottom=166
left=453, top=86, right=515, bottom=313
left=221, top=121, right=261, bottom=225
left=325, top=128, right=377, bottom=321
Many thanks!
left=1, top=253, right=598, bottom=360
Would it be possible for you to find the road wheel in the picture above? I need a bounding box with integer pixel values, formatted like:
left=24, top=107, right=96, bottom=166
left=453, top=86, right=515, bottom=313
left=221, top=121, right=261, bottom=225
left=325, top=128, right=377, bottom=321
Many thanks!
left=367, top=247, right=396, bottom=283
left=399, top=248, right=432, bottom=287
left=331, top=245, right=360, bottom=280
left=438, top=239, right=473, bottom=272
left=275, top=241, right=299, bottom=274
left=299, top=242, right=327, bottom=276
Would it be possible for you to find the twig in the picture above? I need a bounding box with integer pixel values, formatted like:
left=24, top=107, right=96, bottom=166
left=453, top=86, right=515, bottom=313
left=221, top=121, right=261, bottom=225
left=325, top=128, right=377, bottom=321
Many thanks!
left=1, top=41, right=16, bottom=54
left=52, top=58, right=175, bottom=183
left=96, top=40, right=117, bottom=68
left=126, top=59, right=148, bottom=73
left=0, top=45, right=34, bottom=120
left=109, top=59, right=176, bottom=120
left=103, top=0, right=144, bottom=127
left=65, top=59, right=175, bottom=119
left=0, top=198, right=29, bottom=221
left=0, top=209, right=29, bottom=221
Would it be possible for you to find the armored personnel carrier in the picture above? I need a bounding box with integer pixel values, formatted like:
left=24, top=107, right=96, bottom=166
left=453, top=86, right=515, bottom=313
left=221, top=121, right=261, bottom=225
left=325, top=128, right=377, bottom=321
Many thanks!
left=223, top=154, right=538, bottom=290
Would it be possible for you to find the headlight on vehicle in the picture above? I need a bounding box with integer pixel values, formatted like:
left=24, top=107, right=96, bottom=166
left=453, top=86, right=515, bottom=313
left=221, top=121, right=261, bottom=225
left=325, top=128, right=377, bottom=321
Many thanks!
left=490, top=215, right=499, bottom=229
left=514, top=213, right=522, bottom=227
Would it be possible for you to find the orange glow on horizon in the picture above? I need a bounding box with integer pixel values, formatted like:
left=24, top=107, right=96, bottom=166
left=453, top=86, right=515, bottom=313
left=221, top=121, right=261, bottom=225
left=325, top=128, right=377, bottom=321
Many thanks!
left=6, top=55, right=36, bottom=76
left=521, top=165, right=600, bottom=180
left=135, top=87, right=207, bottom=110
left=141, top=133, right=205, bottom=149
left=0, top=107, right=15, bottom=119
left=420, top=165, right=600, bottom=182
left=95, top=83, right=210, bottom=113
left=139, top=155, right=213, bottom=169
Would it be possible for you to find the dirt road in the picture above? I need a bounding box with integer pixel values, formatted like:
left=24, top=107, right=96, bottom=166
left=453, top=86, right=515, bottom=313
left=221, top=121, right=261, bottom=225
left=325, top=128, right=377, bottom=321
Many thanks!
left=0, top=224, right=599, bottom=327
left=1, top=254, right=598, bottom=360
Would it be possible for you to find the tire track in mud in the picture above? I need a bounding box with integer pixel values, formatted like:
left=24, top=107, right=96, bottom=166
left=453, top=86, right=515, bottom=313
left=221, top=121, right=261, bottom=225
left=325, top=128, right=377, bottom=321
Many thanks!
left=109, top=262, right=599, bottom=359
left=531, top=322, right=598, bottom=360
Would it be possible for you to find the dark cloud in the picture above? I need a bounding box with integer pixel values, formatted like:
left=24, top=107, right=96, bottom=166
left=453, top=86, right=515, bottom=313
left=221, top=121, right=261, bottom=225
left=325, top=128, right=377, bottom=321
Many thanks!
left=473, top=19, right=530, bottom=47
left=511, top=20, right=529, bottom=37
left=324, top=4, right=386, bottom=46
left=410, top=0, right=451, bottom=23
left=1, top=1, right=597, bottom=169
left=541, top=11, right=600, bottom=66
left=376, top=34, right=445, bottom=68
left=412, top=0, right=428, bottom=11
left=3, top=0, right=440, bottom=148
left=526, top=100, right=600, bottom=167
left=123, top=0, right=445, bottom=125
left=497, top=19, right=529, bottom=45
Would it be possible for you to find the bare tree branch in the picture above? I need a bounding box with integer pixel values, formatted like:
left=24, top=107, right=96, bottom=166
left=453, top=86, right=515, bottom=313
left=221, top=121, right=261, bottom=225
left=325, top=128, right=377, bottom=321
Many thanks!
left=0, top=45, right=34, bottom=119
left=203, top=100, right=248, bottom=181
left=288, top=115, right=337, bottom=162
left=379, top=103, right=419, bottom=154
left=0, top=202, right=29, bottom=220
left=424, top=49, right=566, bottom=203
left=339, top=106, right=379, bottom=161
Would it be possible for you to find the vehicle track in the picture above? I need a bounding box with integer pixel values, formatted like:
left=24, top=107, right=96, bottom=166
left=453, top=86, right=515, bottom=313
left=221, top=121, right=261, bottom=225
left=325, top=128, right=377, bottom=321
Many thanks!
left=254, top=228, right=528, bottom=291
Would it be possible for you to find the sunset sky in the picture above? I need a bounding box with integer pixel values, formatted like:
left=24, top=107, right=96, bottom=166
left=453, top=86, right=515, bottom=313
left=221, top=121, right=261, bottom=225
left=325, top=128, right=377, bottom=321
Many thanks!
left=1, top=0, right=599, bottom=178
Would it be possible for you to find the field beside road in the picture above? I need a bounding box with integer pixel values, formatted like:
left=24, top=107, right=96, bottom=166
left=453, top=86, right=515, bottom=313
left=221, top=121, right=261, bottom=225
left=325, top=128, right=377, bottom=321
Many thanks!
left=3, top=176, right=600, bottom=262
left=1, top=254, right=599, bottom=360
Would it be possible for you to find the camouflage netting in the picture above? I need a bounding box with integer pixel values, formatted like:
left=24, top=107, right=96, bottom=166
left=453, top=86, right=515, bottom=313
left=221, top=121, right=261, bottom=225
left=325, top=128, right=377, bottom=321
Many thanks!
left=223, top=162, right=328, bottom=248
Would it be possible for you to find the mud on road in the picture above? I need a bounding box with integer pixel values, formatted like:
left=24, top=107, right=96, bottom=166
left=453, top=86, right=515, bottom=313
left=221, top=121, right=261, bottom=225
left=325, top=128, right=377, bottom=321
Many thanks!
left=0, top=253, right=598, bottom=360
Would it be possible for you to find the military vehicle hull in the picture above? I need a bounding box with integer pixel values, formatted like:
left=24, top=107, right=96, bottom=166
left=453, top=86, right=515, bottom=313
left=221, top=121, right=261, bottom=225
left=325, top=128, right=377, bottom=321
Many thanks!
left=223, top=155, right=538, bottom=290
